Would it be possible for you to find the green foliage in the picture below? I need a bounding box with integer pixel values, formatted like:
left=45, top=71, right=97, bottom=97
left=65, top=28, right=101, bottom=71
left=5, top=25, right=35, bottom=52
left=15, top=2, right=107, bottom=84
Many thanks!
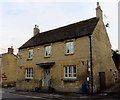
left=112, top=49, right=120, bottom=70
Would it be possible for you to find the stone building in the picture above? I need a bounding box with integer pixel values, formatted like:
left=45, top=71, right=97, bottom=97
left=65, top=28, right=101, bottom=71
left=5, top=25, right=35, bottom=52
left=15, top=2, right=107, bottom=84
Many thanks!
left=0, top=54, right=2, bottom=86
left=16, top=3, right=118, bottom=93
left=0, top=47, right=17, bottom=87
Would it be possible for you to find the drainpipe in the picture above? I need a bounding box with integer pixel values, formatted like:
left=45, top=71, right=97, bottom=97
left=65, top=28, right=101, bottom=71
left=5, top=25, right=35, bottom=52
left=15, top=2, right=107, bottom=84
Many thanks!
left=89, top=35, right=93, bottom=94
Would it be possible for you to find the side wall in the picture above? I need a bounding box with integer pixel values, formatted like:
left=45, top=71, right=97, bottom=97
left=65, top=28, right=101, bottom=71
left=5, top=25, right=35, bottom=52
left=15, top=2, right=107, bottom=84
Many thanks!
left=2, top=54, right=17, bottom=86
left=92, top=20, right=118, bottom=92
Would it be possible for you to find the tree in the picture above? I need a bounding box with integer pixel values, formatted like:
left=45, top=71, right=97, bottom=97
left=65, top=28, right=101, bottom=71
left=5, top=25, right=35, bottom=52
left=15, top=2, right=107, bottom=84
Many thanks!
left=112, top=49, right=120, bottom=70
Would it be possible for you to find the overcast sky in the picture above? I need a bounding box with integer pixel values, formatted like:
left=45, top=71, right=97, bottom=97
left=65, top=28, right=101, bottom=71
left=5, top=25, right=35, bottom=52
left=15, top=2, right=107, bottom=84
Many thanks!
left=0, top=0, right=119, bottom=54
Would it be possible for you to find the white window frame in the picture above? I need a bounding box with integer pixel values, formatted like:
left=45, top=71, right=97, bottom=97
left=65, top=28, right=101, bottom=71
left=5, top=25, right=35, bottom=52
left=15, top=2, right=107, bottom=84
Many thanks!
left=25, top=68, right=33, bottom=79
left=45, top=45, right=51, bottom=57
left=28, top=49, right=33, bottom=59
left=66, top=41, right=74, bottom=54
left=64, top=65, right=76, bottom=79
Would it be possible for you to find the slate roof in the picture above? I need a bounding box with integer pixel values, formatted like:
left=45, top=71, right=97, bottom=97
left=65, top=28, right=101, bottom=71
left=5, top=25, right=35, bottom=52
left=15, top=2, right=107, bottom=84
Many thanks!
left=19, top=17, right=99, bottom=49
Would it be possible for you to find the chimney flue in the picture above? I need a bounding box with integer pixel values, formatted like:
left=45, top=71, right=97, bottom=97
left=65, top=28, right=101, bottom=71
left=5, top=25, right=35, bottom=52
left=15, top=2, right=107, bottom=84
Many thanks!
left=33, top=24, right=40, bottom=36
left=8, top=46, right=14, bottom=54
left=97, top=2, right=100, bottom=7
left=96, top=2, right=103, bottom=20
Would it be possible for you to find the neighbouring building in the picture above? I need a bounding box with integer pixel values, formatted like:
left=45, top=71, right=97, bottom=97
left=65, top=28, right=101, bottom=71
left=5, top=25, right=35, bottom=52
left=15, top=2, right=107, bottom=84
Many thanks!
left=0, top=47, right=17, bottom=87
left=0, top=54, right=2, bottom=86
left=16, top=2, right=118, bottom=93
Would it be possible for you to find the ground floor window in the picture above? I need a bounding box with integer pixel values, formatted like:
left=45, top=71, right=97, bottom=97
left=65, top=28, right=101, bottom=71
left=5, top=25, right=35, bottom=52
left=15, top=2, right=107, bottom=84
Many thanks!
left=64, top=65, right=76, bottom=78
left=25, top=68, right=33, bottom=79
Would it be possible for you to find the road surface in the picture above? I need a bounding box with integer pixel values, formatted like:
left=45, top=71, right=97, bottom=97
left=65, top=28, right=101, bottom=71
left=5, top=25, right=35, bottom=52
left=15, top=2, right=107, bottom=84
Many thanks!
left=1, top=82, right=120, bottom=100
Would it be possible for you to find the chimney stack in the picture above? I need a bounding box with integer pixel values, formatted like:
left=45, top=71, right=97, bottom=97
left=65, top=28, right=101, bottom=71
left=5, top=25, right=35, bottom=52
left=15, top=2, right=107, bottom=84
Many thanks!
left=8, top=46, right=14, bottom=54
left=33, top=25, right=40, bottom=36
left=96, top=2, right=103, bottom=20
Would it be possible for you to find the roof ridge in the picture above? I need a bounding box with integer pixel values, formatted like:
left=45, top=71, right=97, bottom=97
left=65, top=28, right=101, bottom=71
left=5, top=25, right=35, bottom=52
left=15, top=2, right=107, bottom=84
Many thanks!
left=19, top=17, right=99, bottom=49
left=39, top=17, right=98, bottom=35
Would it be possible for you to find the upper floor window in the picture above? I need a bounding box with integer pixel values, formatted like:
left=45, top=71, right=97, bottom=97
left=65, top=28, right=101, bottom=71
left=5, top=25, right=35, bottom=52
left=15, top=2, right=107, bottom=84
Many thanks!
left=66, top=41, right=74, bottom=54
left=25, top=68, right=33, bottom=79
left=28, top=49, right=33, bottom=59
left=45, top=45, right=51, bottom=57
left=64, top=65, right=76, bottom=79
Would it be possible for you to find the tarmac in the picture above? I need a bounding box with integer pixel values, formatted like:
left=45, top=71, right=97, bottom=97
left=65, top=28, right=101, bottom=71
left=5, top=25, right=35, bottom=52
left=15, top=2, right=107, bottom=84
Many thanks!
left=2, top=81, right=120, bottom=99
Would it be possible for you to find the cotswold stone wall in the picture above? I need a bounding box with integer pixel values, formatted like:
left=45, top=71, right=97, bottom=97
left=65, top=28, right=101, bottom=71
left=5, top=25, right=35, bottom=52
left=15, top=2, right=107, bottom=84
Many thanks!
left=92, top=20, right=118, bottom=92
left=16, top=37, right=91, bottom=92
left=2, top=54, right=17, bottom=86
left=16, top=80, right=40, bottom=91
left=16, top=19, right=118, bottom=93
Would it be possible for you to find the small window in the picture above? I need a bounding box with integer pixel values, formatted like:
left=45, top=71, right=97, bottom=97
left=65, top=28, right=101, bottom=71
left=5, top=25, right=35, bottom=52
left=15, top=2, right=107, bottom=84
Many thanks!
left=45, top=45, right=51, bottom=57
left=64, top=65, right=76, bottom=79
left=25, top=68, right=33, bottom=79
left=66, top=41, right=74, bottom=54
left=28, top=49, right=33, bottom=59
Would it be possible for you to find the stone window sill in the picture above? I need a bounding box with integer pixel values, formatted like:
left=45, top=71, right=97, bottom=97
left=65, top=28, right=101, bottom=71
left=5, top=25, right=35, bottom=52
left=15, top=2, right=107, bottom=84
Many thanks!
left=62, top=78, right=77, bottom=82
left=65, top=53, right=74, bottom=56
left=27, top=58, right=33, bottom=61
left=44, top=56, right=51, bottom=58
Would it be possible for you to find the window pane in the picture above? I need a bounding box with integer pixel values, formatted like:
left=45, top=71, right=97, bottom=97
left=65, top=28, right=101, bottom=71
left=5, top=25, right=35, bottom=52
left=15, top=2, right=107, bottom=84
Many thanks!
left=64, top=66, right=76, bottom=78
left=26, top=68, right=33, bottom=79
left=66, top=42, right=74, bottom=54
left=28, top=52, right=30, bottom=58
left=31, top=69, right=33, bottom=77
left=65, top=67, right=67, bottom=73
left=66, top=42, right=69, bottom=53
left=45, top=46, right=51, bottom=57
left=73, top=73, right=76, bottom=77
left=48, top=46, right=51, bottom=55
left=45, top=51, right=48, bottom=56
left=28, top=49, right=33, bottom=59
left=73, top=66, right=76, bottom=77
left=65, top=73, right=68, bottom=77
left=45, top=47, right=47, bottom=56
left=70, top=67, right=72, bottom=73
left=67, top=48, right=69, bottom=53
left=64, top=67, right=67, bottom=77
left=73, top=66, right=76, bottom=73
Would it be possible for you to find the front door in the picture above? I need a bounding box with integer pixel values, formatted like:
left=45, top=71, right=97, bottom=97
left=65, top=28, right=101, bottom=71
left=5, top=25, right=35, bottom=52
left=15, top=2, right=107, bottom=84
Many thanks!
left=99, top=72, right=106, bottom=90
left=44, top=68, right=51, bottom=87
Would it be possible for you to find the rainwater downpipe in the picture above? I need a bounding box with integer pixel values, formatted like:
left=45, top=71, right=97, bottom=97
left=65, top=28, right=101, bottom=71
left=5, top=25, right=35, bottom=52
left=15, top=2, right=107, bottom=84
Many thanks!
left=89, top=35, right=93, bottom=94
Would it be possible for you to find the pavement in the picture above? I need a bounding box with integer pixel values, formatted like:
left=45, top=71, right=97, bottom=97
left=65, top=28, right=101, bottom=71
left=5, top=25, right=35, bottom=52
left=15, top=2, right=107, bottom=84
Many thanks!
left=0, top=88, right=2, bottom=100
left=101, top=81, right=120, bottom=93
left=2, top=81, right=120, bottom=99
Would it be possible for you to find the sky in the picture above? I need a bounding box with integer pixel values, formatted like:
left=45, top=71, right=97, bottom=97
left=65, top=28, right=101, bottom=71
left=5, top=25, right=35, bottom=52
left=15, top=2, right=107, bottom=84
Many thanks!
left=0, top=0, right=119, bottom=54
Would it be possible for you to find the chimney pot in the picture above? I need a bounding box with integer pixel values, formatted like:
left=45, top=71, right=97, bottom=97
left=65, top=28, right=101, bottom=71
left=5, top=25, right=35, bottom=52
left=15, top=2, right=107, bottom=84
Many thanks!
left=97, top=2, right=99, bottom=7
left=33, top=24, right=40, bottom=36
left=96, top=2, right=103, bottom=20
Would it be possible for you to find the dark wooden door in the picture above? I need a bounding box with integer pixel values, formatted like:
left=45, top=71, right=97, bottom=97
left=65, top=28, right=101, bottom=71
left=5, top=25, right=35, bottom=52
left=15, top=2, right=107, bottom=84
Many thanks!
left=99, top=72, right=106, bottom=90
